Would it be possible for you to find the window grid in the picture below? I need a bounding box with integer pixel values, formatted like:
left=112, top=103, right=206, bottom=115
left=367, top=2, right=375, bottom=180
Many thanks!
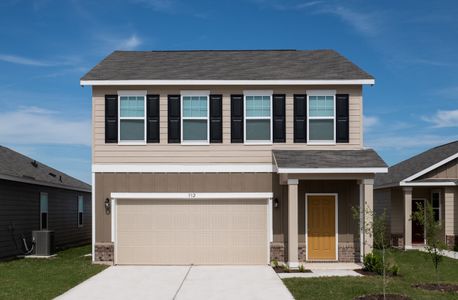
left=181, top=95, right=209, bottom=143
left=307, top=94, right=336, bottom=143
left=244, top=95, right=272, bottom=143
left=118, top=95, right=146, bottom=143
left=431, top=191, right=441, bottom=222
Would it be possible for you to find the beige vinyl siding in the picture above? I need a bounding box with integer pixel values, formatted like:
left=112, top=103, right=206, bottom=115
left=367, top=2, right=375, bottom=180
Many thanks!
left=445, top=187, right=458, bottom=235
left=92, top=85, right=363, bottom=164
left=115, top=199, right=268, bottom=265
left=419, top=159, right=458, bottom=180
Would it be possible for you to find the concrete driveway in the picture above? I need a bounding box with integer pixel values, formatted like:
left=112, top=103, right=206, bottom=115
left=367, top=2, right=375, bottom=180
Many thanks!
left=56, top=265, right=294, bottom=300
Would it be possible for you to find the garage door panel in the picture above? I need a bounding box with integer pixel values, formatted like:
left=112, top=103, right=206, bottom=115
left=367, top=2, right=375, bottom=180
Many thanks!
left=116, top=199, right=268, bottom=265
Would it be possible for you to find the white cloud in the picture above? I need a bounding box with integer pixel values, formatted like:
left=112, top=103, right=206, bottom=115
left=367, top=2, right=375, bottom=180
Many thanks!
left=0, top=53, right=51, bottom=66
left=316, top=6, right=380, bottom=37
left=0, top=106, right=91, bottom=146
left=119, top=34, right=142, bottom=50
left=363, top=115, right=379, bottom=131
left=423, top=110, right=458, bottom=128
left=131, top=0, right=175, bottom=12
left=366, top=133, right=458, bottom=151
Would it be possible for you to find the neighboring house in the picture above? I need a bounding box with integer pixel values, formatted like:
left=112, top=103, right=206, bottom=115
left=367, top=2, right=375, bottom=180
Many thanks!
left=81, top=49, right=387, bottom=267
left=375, top=141, right=458, bottom=250
left=0, top=146, right=91, bottom=260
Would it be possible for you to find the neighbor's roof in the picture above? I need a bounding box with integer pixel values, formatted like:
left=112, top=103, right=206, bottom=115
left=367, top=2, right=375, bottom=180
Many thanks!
left=273, top=149, right=387, bottom=172
left=0, top=146, right=91, bottom=192
left=81, top=49, right=374, bottom=83
left=374, top=141, right=458, bottom=188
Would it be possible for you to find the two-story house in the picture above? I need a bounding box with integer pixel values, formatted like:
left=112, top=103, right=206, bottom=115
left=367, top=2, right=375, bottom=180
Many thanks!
left=81, top=50, right=387, bottom=268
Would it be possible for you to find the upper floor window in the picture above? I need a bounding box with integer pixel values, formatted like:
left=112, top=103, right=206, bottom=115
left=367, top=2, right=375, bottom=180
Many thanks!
left=308, top=91, right=335, bottom=143
left=431, top=191, right=441, bottom=222
left=181, top=93, right=209, bottom=144
left=244, top=92, right=272, bottom=143
left=40, top=192, right=48, bottom=230
left=78, top=195, right=84, bottom=227
left=119, top=91, right=146, bottom=143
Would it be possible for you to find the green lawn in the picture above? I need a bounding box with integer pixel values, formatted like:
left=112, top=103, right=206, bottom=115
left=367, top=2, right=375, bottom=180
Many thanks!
left=0, top=245, right=107, bottom=300
left=283, top=250, right=458, bottom=300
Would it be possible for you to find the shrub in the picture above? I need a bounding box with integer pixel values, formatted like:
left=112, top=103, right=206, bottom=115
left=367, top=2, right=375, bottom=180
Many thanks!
left=363, top=252, right=384, bottom=274
left=453, top=244, right=458, bottom=252
left=363, top=252, right=399, bottom=276
left=298, top=264, right=306, bottom=273
left=271, top=259, right=279, bottom=268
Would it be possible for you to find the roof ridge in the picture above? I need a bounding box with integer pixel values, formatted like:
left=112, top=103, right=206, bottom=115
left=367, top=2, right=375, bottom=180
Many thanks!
left=111, top=49, right=337, bottom=53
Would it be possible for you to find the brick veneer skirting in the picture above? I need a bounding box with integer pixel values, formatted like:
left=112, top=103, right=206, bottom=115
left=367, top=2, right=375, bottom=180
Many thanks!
left=270, top=242, right=358, bottom=262
left=95, top=242, right=114, bottom=262
left=391, top=234, right=404, bottom=248
left=446, top=235, right=458, bottom=249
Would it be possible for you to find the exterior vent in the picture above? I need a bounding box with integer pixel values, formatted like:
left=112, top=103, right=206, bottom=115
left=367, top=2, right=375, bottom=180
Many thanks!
left=32, top=230, right=55, bottom=256
left=31, top=160, right=38, bottom=168
left=48, top=172, right=56, bottom=178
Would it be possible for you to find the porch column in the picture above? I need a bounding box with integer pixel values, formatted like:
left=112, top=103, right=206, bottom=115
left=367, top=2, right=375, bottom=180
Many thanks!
left=444, top=187, right=456, bottom=248
left=363, top=179, right=374, bottom=256
left=287, top=179, right=299, bottom=268
left=403, top=187, right=413, bottom=249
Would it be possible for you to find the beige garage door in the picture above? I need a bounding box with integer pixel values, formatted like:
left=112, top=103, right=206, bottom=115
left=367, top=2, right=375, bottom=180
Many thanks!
left=115, top=199, right=268, bottom=265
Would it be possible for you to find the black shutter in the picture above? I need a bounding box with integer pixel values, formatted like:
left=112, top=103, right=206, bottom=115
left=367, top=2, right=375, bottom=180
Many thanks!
left=231, top=94, right=244, bottom=143
left=168, top=95, right=181, bottom=143
left=105, top=95, right=118, bottom=143
left=210, top=94, right=223, bottom=143
left=146, top=94, right=160, bottom=143
left=273, top=94, right=286, bottom=143
left=293, top=94, right=307, bottom=143
left=336, top=94, right=349, bottom=143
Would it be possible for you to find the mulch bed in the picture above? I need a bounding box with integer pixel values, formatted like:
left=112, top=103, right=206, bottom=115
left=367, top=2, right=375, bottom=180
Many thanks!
left=272, top=266, right=312, bottom=273
left=412, top=283, right=458, bottom=293
left=354, top=269, right=378, bottom=276
left=354, top=294, right=411, bottom=300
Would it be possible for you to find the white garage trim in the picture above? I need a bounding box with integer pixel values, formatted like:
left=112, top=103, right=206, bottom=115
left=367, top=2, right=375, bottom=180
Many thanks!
left=110, top=192, right=273, bottom=199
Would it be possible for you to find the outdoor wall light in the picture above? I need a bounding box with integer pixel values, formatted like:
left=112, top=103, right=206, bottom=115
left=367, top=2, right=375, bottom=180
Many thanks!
left=105, top=198, right=111, bottom=215
left=274, top=198, right=279, bottom=208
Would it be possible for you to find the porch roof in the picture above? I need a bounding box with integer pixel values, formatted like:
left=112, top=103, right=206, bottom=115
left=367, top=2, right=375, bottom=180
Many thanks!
left=273, top=149, right=387, bottom=174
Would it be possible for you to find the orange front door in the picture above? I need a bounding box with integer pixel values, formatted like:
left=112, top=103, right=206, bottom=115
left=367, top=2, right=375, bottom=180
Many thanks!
left=307, top=195, right=336, bottom=260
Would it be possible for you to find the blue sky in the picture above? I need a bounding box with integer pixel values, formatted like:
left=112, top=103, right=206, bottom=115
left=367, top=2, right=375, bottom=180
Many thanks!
left=0, top=0, right=457, bottom=184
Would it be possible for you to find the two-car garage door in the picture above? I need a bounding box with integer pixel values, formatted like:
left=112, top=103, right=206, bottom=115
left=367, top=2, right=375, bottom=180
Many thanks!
left=115, top=199, right=268, bottom=265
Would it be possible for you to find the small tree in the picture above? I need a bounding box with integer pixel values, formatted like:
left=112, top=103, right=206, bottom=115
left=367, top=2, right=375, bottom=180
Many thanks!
left=353, top=206, right=392, bottom=299
left=411, top=201, right=446, bottom=285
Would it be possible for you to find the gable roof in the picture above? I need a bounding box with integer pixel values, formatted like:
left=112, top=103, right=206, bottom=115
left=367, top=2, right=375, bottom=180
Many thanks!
left=374, top=141, right=458, bottom=188
left=81, top=49, right=374, bottom=83
left=273, top=149, right=387, bottom=173
left=0, top=146, right=91, bottom=192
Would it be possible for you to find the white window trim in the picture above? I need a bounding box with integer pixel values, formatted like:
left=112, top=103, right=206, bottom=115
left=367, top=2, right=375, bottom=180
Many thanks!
left=117, top=91, right=147, bottom=145
left=243, top=91, right=273, bottom=145
left=431, top=190, right=441, bottom=221
left=307, top=90, right=336, bottom=145
left=180, top=91, right=210, bottom=145
left=40, top=192, right=48, bottom=230
left=78, top=195, right=84, bottom=227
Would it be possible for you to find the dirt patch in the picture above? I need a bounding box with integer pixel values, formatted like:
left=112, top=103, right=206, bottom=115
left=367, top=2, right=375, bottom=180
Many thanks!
left=354, top=294, right=411, bottom=300
left=354, top=269, right=378, bottom=276
left=272, top=266, right=312, bottom=273
left=412, top=283, right=458, bottom=293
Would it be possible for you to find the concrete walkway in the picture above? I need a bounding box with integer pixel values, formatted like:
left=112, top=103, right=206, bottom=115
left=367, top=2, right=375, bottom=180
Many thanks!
left=56, top=265, right=294, bottom=300
left=277, top=262, right=363, bottom=278
left=418, top=247, right=458, bottom=260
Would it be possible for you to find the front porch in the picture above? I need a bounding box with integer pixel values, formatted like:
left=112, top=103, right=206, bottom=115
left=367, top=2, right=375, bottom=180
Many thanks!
left=394, top=185, right=458, bottom=249
left=271, top=149, right=388, bottom=268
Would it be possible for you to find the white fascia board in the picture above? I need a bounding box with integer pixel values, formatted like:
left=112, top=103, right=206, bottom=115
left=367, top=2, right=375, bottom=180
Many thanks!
left=276, top=167, right=388, bottom=174
left=111, top=192, right=274, bottom=199
left=402, top=152, right=458, bottom=182
left=92, top=163, right=275, bottom=173
left=399, top=181, right=457, bottom=187
left=80, top=79, right=375, bottom=86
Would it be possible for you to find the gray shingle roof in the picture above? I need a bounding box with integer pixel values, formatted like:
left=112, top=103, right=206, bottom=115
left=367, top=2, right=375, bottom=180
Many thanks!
left=273, top=149, right=387, bottom=169
left=81, top=49, right=374, bottom=81
left=374, top=141, right=458, bottom=188
left=0, top=146, right=91, bottom=192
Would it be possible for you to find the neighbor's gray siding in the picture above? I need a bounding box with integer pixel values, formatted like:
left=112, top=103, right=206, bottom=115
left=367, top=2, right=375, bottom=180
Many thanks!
left=0, top=179, right=91, bottom=260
